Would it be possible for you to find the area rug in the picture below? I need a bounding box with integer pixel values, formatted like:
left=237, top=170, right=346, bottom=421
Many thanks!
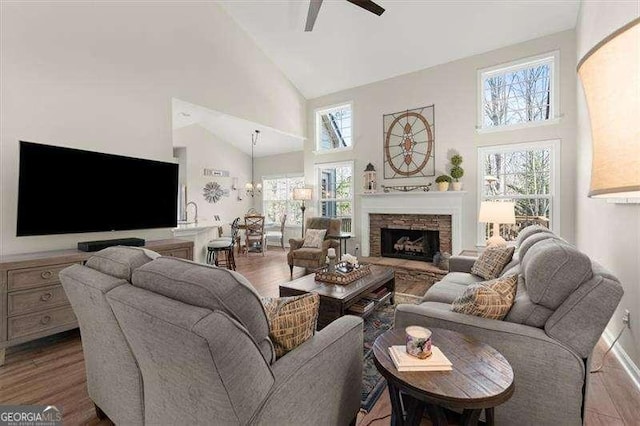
left=360, top=293, right=420, bottom=412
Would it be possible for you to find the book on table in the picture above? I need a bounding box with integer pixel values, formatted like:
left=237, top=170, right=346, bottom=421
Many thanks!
left=388, top=345, right=453, bottom=372
left=348, top=298, right=375, bottom=314
left=365, top=287, right=390, bottom=301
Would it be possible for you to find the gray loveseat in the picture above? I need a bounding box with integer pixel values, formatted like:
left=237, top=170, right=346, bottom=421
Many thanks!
left=394, top=226, right=623, bottom=425
left=61, top=247, right=363, bottom=425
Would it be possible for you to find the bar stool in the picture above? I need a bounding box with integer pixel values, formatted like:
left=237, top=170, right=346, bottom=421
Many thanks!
left=206, top=217, right=240, bottom=270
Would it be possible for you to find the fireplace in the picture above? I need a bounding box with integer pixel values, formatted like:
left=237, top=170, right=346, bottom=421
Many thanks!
left=381, top=228, right=440, bottom=262
left=368, top=213, right=452, bottom=260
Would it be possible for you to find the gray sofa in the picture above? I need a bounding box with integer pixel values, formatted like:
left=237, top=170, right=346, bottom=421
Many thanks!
left=394, top=226, right=623, bottom=425
left=61, top=247, right=363, bottom=425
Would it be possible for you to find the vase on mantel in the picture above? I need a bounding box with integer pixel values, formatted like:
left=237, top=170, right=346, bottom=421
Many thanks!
left=437, top=182, right=449, bottom=192
left=452, top=182, right=463, bottom=191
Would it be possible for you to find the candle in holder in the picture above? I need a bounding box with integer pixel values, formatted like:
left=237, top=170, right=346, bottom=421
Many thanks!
left=327, top=248, right=337, bottom=273
left=405, top=326, right=432, bottom=359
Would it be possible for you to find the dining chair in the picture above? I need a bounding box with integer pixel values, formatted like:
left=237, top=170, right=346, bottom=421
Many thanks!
left=244, top=215, right=265, bottom=256
left=264, top=214, right=287, bottom=250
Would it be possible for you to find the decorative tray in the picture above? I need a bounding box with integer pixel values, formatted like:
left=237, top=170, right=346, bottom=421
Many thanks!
left=315, top=262, right=371, bottom=285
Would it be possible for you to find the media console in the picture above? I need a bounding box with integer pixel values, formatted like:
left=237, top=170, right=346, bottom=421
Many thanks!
left=0, top=238, right=194, bottom=365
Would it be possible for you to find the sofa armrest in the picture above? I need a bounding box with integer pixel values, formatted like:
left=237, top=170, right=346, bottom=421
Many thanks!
left=449, top=255, right=477, bottom=273
left=288, top=238, right=304, bottom=251
left=394, top=302, right=586, bottom=425
left=252, top=316, right=363, bottom=425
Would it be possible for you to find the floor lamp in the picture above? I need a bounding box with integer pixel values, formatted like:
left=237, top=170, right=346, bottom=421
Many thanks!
left=293, top=188, right=313, bottom=238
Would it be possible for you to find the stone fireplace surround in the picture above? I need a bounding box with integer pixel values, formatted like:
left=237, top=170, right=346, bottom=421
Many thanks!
left=360, top=192, right=464, bottom=258
left=373, top=216, right=450, bottom=260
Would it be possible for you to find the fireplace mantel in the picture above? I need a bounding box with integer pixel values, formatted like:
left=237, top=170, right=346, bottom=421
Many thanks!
left=359, top=191, right=465, bottom=257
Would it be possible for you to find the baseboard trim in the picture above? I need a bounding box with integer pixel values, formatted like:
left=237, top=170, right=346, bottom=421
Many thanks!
left=602, top=328, right=640, bottom=391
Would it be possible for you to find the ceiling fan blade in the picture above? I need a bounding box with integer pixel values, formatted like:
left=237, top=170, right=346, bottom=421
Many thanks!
left=305, top=0, right=324, bottom=32
left=346, top=0, right=385, bottom=16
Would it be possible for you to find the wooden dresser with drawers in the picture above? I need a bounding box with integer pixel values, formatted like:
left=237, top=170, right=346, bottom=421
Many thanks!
left=0, top=238, right=194, bottom=365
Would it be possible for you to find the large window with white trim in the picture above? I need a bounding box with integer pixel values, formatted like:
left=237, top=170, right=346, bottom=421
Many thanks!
left=262, top=174, right=305, bottom=225
left=315, top=103, right=353, bottom=152
left=478, top=52, right=558, bottom=131
left=477, top=140, right=560, bottom=245
left=315, top=161, right=354, bottom=234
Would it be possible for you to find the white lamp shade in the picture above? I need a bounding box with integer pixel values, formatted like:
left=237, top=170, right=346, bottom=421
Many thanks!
left=578, top=19, right=640, bottom=198
left=293, top=187, right=313, bottom=201
left=479, top=201, right=516, bottom=224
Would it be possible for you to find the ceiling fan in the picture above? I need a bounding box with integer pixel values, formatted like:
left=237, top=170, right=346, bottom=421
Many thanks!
left=305, top=0, right=385, bottom=32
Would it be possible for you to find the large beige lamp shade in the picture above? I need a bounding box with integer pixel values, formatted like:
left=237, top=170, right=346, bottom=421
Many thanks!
left=479, top=201, right=516, bottom=247
left=293, top=188, right=313, bottom=237
left=578, top=18, right=640, bottom=199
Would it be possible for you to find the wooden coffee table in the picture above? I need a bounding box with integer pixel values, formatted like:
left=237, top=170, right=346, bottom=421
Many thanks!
left=279, top=265, right=395, bottom=329
left=373, top=328, right=514, bottom=426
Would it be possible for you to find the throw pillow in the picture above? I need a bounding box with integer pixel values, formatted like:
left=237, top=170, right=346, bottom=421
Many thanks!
left=471, top=246, right=515, bottom=280
left=451, top=274, right=518, bottom=320
left=302, top=229, right=327, bottom=249
left=261, top=293, right=320, bottom=358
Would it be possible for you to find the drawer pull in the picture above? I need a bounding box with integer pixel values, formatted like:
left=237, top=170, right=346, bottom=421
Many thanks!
left=41, top=292, right=53, bottom=302
left=40, top=315, right=52, bottom=325
left=41, top=270, right=53, bottom=279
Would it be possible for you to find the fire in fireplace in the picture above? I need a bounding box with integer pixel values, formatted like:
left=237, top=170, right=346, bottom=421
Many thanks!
left=380, top=228, right=440, bottom=262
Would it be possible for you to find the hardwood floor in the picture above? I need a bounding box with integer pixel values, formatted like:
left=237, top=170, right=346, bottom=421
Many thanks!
left=1, top=249, right=638, bottom=426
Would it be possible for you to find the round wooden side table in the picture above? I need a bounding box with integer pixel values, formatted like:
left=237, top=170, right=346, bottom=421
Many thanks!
left=372, top=328, right=514, bottom=426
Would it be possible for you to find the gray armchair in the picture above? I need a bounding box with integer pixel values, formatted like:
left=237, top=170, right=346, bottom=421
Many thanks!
left=61, top=248, right=363, bottom=425
left=288, top=217, right=341, bottom=277
left=394, top=226, right=623, bottom=425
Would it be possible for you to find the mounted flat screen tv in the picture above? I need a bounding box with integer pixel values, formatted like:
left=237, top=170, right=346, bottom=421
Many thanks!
left=17, top=141, right=179, bottom=236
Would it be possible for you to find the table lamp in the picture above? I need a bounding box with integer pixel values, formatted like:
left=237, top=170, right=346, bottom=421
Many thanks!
left=478, top=201, right=515, bottom=247
left=293, top=187, right=313, bottom=238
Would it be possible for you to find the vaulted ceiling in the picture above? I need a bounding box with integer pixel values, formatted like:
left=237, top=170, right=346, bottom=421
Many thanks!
left=219, top=0, right=580, bottom=98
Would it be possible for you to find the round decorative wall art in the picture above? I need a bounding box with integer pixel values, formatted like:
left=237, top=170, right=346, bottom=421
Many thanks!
left=383, top=105, right=435, bottom=179
left=203, top=181, right=224, bottom=203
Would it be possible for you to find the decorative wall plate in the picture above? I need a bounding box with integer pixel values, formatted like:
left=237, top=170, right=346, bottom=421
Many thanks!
left=383, top=105, right=435, bottom=179
left=203, top=181, right=225, bottom=203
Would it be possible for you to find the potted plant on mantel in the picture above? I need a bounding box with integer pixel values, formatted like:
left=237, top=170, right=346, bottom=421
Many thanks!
left=435, top=175, right=451, bottom=191
left=450, top=154, right=464, bottom=191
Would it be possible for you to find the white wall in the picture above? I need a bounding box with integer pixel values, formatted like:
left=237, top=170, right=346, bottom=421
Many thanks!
left=575, top=2, right=640, bottom=367
left=305, top=30, right=577, bottom=251
left=0, top=2, right=305, bottom=255
left=173, top=124, right=253, bottom=228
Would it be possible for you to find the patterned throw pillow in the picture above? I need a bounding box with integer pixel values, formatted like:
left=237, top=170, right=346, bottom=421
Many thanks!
left=302, top=229, right=327, bottom=248
left=261, top=293, right=320, bottom=358
left=451, top=275, right=518, bottom=320
left=471, top=246, right=515, bottom=280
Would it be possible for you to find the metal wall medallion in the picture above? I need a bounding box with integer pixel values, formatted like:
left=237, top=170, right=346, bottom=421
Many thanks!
left=203, top=181, right=225, bottom=203
left=383, top=105, right=435, bottom=179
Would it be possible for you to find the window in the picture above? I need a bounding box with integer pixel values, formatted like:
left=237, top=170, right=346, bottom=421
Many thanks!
left=315, top=103, right=353, bottom=152
left=478, top=52, right=558, bottom=131
left=316, top=161, right=354, bottom=234
left=477, top=140, right=560, bottom=245
left=262, top=174, right=305, bottom=225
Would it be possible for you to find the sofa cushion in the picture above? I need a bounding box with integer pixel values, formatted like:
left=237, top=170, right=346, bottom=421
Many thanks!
left=516, top=225, right=554, bottom=247
left=86, top=246, right=159, bottom=281
left=471, top=246, right=515, bottom=280
left=518, top=232, right=558, bottom=260
left=499, top=252, right=520, bottom=277
left=131, top=257, right=274, bottom=363
left=422, top=281, right=469, bottom=304
left=451, top=275, right=518, bottom=320
left=521, top=239, right=593, bottom=310
left=302, top=229, right=327, bottom=248
left=261, top=293, right=320, bottom=358
left=441, top=272, right=486, bottom=286
left=504, top=275, right=554, bottom=328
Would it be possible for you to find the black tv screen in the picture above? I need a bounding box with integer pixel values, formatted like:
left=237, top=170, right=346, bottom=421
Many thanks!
left=17, top=141, right=178, bottom=236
